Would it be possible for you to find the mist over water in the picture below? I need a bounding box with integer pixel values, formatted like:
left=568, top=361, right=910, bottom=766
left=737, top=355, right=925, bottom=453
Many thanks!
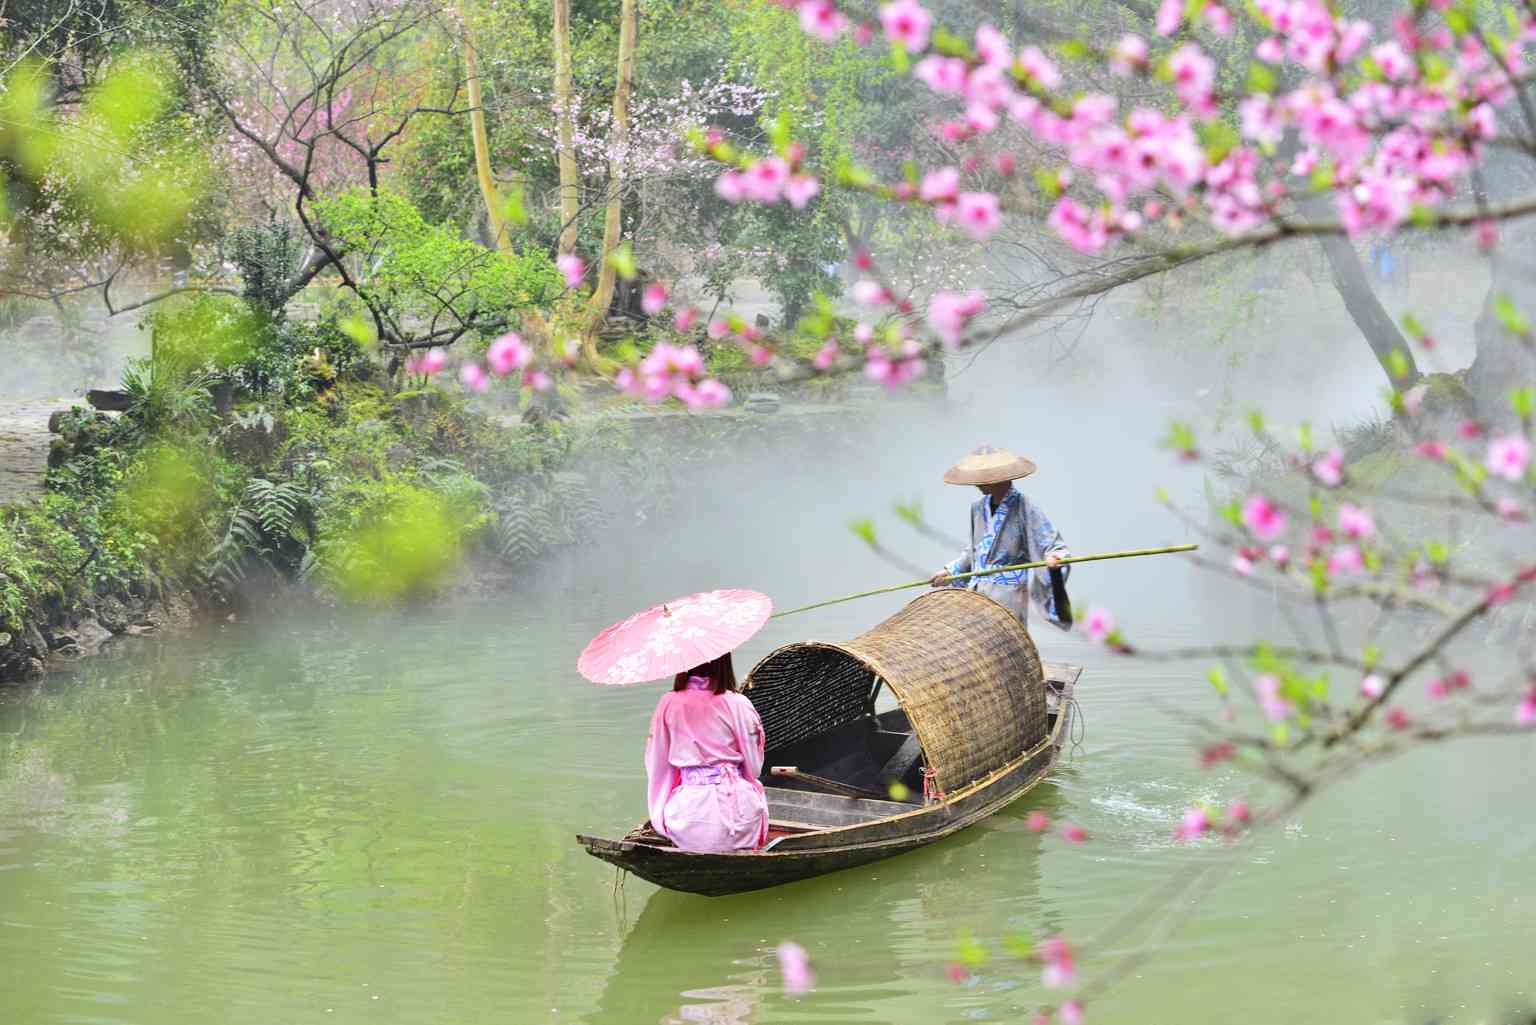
left=2, top=246, right=1533, bottom=1025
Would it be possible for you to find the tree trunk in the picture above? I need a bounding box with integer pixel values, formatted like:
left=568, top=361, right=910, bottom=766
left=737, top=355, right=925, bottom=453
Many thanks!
left=463, top=32, right=517, bottom=258
left=1467, top=223, right=1536, bottom=429
left=1319, top=234, right=1421, bottom=390
left=552, top=0, right=580, bottom=257
left=582, top=0, right=636, bottom=368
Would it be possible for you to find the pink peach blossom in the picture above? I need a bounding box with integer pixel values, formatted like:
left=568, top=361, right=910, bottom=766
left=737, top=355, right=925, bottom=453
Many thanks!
left=1082, top=607, right=1115, bottom=644
left=975, top=23, right=1011, bottom=67
left=1110, top=34, right=1148, bottom=75
left=1516, top=688, right=1536, bottom=726
left=641, top=283, right=669, bottom=316
left=926, top=291, right=986, bottom=349
left=1061, top=823, right=1088, bottom=844
left=556, top=254, right=585, bottom=289
left=714, top=170, right=746, bottom=202
left=1027, top=810, right=1050, bottom=832
left=1312, top=447, right=1344, bottom=486
left=954, top=192, right=1002, bottom=239
left=1255, top=674, right=1294, bottom=722
left=785, top=174, right=821, bottom=209
left=459, top=362, right=489, bottom=393
left=915, top=55, right=967, bottom=94
left=486, top=333, right=531, bottom=377
left=1225, top=799, right=1251, bottom=825
left=1360, top=674, right=1385, bottom=699
left=1241, top=495, right=1287, bottom=541
left=798, top=0, right=847, bottom=42
left=1337, top=502, right=1375, bottom=539
left=1486, top=435, right=1531, bottom=482
left=1328, top=545, right=1364, bottom=576
left=879, top=0, right=931, bottom=53
left=852, top=280, right=892, bottom=305
left=1059, top=1001, right=1085, bottom=1025
left=776, top=941, right=815, bottom=995
left=1155, top=0, right=1181, bottom=34
left=1175, top=806, right=1210, bottom=841
left=1039, top=935, right=1077, bottom=987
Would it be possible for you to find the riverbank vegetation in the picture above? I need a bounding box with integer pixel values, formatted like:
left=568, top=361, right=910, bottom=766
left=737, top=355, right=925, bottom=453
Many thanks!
left=0, top=0, right=1533, bottom=1019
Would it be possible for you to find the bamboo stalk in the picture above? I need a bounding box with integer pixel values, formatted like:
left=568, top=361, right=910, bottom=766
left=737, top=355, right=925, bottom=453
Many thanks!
left=769, top=544, right=1199, bottom=620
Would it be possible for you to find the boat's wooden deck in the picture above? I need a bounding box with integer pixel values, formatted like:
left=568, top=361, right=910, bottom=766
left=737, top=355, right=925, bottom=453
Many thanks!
left=765, top=787, right=914, bottom=830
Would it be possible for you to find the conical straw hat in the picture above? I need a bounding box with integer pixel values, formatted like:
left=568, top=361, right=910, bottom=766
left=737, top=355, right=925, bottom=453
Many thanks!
left=943, top=445, right=1037, bottom=485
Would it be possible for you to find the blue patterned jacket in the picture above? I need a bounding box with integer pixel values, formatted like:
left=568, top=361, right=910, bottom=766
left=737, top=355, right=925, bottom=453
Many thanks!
left=944, top=488, right=1071, bottom=629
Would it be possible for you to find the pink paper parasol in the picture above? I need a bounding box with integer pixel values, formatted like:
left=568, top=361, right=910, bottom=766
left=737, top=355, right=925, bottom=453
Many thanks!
left=577, top=589, right=773, bottom=685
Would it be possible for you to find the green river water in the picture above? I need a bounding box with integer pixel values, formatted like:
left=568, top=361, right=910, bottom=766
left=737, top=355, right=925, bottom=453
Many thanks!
left=2, top=381, right=1533, bottom=1025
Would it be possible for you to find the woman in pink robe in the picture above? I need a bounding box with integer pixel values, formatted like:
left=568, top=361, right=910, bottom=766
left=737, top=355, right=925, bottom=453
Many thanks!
left=644, top=652, right=769, bottom=852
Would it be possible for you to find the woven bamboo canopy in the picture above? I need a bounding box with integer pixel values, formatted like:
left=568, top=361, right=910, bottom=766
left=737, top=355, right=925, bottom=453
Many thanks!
left=744, top=589, right=1047, bottom=794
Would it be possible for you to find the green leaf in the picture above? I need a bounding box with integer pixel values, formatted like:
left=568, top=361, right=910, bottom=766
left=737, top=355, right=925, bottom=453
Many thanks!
left=1296, top=421, right=1313, bottom=453
left=1004, top=932, right=1035, bottom=959
left=1034, top=167, right=1064, bottom=199
left=501, top=185, right=528, bottom=227
left=931, top=28, right=970, bottom=58
left=1492, top=293, right=1530, bottom=335
left=607, top=242, right=637, bottom=280
left=1058, top=39, right=1089, bottom=60
left=1207, top=666, right=1229, bottom=696
left=1362, top=644, right=1380, bottom=670
left=892, top=497, right=922, bottom=526
left=339, top=315, right=375, bottom=347
left=1400, top=312, right=1424, bottom=339
left=1511, top=386, right=1535, bottom=419
left=1309, top=163, right=1335, bottom=191
left=1219, top=500, right=1241, bottom=526
left=888, top=39, right=911, bottom=74
left=1162, top=420, right=1198, bottom=454
left=766, top=110, right=792, bottom=152
left=1387, top=348, right=1411, bottom=380
left=847, top=517, right=878, bottom=548
left=1247, top=408, right=1266, bottom=435
left=1246, top=61, right=1276, bottom=94
left=1197, top=120, right=1240, bottom=163
left=1424, top=540, right=1449, bottom=564
left=955, top=932, right=991, bottom=967
left=1154, top=485, right=1171, bottom=504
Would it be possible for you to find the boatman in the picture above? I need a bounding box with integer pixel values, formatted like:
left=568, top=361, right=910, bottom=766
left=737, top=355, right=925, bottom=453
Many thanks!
left=928, top=445, right=1073, bottom=630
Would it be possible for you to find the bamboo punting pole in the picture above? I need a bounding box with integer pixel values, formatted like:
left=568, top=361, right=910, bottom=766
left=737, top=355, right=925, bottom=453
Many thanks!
left=769, top=544, right=1199, bottom=620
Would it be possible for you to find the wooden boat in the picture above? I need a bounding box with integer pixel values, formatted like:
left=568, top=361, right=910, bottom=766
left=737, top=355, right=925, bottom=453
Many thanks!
left=576, top=588, right=1082, bottom=897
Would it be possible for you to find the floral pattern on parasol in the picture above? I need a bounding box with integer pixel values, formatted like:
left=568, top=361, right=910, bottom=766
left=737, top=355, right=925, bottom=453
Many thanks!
left=577, top=589, right=774, bottom=685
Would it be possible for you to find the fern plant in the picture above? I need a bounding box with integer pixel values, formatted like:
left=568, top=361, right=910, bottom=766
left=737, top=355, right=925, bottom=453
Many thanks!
left=201, top=477, right=316, bottom=590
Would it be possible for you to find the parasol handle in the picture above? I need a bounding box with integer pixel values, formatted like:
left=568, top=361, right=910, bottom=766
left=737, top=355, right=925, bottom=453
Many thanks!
left=768, top=544, right=1199, bottom=620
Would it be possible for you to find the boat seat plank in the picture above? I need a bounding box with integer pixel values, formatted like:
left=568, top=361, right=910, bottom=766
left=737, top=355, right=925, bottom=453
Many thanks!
left=765, top=786, right=914, bottom=828
left=878, top=733, right=924, bottom=785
